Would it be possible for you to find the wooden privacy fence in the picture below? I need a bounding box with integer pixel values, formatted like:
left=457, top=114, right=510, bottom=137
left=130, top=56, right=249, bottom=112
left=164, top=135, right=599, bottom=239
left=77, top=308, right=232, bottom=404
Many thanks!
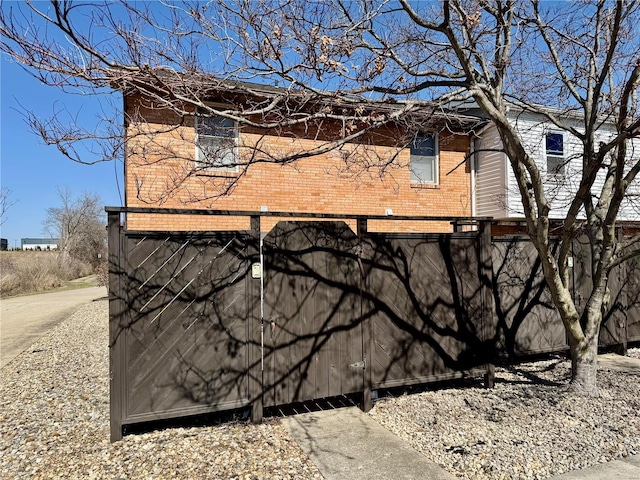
left=107, top=208, right=495, bottom=441
left=491, top=233, right=640, bottom=358
left=107, top=208, right=640, bottom=442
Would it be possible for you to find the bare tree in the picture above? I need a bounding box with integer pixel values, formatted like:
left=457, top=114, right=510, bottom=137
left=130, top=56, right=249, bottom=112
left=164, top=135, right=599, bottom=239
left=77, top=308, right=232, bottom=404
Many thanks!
left=44, top=187, right=105, bottom=267
left=2, top=0, right=640, bottom=394
left=0, top=186, right=17, bottom=226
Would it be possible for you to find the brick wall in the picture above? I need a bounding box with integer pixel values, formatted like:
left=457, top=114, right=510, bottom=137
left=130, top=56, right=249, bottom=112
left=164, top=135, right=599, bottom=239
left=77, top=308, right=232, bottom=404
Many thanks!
left=124, top=95, right=473, bottom=233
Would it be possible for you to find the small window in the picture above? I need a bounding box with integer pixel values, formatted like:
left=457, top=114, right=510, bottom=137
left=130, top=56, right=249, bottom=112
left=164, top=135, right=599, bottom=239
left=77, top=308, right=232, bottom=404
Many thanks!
left=410, top=133, right=438, bottom=184
left=546, top=132, right=565, bottom=176
left=196, top=113, right=238, bottom=172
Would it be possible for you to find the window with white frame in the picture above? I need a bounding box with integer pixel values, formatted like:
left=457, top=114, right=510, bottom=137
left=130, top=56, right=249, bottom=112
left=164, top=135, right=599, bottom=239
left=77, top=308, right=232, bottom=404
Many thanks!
left=546, top=132, right=565, bottom=176
left=195, top=112, right=238, bottom=172
left=410, top=132, right=438, bottom=184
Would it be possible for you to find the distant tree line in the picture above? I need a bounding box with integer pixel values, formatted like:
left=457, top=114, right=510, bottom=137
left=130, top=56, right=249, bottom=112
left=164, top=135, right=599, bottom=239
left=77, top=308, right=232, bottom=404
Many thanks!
left=44, top=187, right=106, bottom=273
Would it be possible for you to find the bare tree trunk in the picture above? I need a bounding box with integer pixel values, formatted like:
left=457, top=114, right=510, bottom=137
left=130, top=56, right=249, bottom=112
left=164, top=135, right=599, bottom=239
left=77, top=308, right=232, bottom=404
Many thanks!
left=568, top=324, right=599, bottom=396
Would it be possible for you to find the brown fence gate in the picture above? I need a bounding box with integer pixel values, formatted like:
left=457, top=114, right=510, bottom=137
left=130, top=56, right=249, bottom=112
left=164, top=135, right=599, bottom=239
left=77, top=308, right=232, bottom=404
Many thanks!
left=108, top=209, right=496, bottom=441
left=262, top=221, right=364, bottom=407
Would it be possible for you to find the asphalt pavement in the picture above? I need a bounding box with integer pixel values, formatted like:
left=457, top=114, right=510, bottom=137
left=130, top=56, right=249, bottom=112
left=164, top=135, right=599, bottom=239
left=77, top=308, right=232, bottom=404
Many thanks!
left=0, top=285, right=107, bottom=368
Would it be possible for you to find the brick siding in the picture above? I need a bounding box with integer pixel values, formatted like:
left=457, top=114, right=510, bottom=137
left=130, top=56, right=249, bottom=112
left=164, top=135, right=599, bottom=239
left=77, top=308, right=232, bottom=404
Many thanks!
left=125, top=95, right=473, bottom=233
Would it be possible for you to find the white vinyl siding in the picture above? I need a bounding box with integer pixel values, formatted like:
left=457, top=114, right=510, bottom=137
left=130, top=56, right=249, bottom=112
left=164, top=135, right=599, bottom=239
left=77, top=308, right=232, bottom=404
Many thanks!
left=474, top=111, right=640, bottom=221
left=474, top=125, right=508, bottom=218
left=608, top=133, right=640, bottom=221
left=500, top=113, right=581, bottom=217
left=410, top=133, right=438, bottom=184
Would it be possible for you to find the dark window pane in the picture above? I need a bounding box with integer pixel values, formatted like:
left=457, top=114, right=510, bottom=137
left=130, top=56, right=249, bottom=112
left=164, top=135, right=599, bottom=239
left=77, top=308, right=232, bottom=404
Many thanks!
left=546, top=133, right=563, bottom=156
left=411, top=133, right=436, bottom=157
left=197, top=115, right=236, bottom=137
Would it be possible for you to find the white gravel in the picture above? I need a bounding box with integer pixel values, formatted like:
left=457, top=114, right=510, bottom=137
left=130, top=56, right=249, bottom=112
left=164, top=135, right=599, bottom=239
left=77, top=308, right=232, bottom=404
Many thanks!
left=2, top=299, right=639, bottom=480
left=0, top=300, right=322, bottom=480
left=369, top=352, right=640, bottom=480
left=627, top=347, right=640, bottom=360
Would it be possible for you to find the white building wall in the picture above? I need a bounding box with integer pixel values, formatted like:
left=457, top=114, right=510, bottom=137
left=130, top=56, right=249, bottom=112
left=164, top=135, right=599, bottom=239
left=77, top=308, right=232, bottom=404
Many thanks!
left=506, top=112, right=584, bottom=218
left=474, top=124, right=508, bottom=218
left=476, top=111, right=640, bottom=221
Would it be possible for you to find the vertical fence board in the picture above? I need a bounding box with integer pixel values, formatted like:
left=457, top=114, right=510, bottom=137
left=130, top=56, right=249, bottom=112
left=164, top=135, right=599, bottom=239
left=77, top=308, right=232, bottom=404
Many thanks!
left=357, top=219, right=373, bottom=412
left=249, top=216, right=263, bottom=422
left=479, top=221, right=497, bottom=385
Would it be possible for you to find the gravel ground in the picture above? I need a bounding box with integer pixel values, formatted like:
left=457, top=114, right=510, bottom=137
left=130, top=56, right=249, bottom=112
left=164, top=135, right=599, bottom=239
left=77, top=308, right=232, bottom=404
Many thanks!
left=627, top=347, right=640, bottom=359
left=369, top=351, right=640, bottom=480
left=0, top=300, right=322, bottom=480
left=2, top=299, right=639, bottom=480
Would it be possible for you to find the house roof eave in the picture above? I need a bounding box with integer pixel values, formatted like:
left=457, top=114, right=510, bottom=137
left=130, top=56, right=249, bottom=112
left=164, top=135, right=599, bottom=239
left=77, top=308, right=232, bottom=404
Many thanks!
left=110, top=67, right=486, bottom=131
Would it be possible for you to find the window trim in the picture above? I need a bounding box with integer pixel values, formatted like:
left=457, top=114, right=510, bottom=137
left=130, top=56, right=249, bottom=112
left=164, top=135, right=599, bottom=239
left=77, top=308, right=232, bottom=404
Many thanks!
left=195, top=108, right=239, bottom=173
left=410, top=132, right=439, bottom=185
left=545, top=131, right=565, bottom=177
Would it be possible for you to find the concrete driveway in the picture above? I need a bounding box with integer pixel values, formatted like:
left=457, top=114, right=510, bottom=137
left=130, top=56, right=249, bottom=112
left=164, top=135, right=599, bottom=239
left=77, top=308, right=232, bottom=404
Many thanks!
left=0, top=286, right=107, bottom=368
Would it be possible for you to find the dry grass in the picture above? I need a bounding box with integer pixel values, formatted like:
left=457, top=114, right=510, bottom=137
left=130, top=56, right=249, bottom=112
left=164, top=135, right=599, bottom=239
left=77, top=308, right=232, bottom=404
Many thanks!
left=0, top=251, right=94, bottom=297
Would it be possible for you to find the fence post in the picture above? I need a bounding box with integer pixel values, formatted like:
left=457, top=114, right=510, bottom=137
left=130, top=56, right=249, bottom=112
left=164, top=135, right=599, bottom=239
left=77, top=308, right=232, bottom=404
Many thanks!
left=357, top=218, right=374, bottom=412
left=479, top=220, right=496, bottom=388
left=249, top=215, right=264, bottom=423
left=108, top=210, right=126, bottom=441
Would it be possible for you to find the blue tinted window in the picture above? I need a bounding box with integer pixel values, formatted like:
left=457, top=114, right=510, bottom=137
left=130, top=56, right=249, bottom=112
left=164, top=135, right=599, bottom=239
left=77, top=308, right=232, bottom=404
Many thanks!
left=546, top=133, right=564, bottom=156
left=411, top=133, right=436, bottom=157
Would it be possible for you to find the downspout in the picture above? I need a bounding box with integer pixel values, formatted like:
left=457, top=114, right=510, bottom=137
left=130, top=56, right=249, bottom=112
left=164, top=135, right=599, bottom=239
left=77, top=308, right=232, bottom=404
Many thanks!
left=122, top=94, right=128, bottom=229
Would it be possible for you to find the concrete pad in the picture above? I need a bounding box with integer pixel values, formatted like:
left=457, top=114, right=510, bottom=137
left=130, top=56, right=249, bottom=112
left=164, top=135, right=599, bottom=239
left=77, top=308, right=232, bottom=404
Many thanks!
left=0, top=286, right=107, bottom=368
left=598, top=353, right=640, bottom=375
left=620, top=455, right=640, bottom=468
left=282, top=406, right=456, bottom=480
left=547, top=459, right=640, bottom=480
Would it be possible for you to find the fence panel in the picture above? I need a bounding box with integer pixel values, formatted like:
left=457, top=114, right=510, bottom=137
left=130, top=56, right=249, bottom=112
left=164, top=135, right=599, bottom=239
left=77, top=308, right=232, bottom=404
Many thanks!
left=112, top=231, right=253, bottom=431
left=109, top=211, right=640, bottom=442
left=571, top=236, right=627, bottom=348
left=625, top=257, right=640, bottom=343
left=363, top=233, right=489, bottom=389
left=491, top=238, right=567, bottom=356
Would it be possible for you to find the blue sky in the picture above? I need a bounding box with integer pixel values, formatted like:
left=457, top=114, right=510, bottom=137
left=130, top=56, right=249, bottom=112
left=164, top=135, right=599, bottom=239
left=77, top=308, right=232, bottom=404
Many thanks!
left=0, top=56, right=124, bottom=247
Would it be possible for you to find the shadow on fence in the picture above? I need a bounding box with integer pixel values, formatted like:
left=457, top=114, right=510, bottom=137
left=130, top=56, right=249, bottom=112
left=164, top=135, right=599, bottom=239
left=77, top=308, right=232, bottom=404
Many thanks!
left=108, top=212, right=495, bottom=441
left=107, top=210, right=640, bottom=442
